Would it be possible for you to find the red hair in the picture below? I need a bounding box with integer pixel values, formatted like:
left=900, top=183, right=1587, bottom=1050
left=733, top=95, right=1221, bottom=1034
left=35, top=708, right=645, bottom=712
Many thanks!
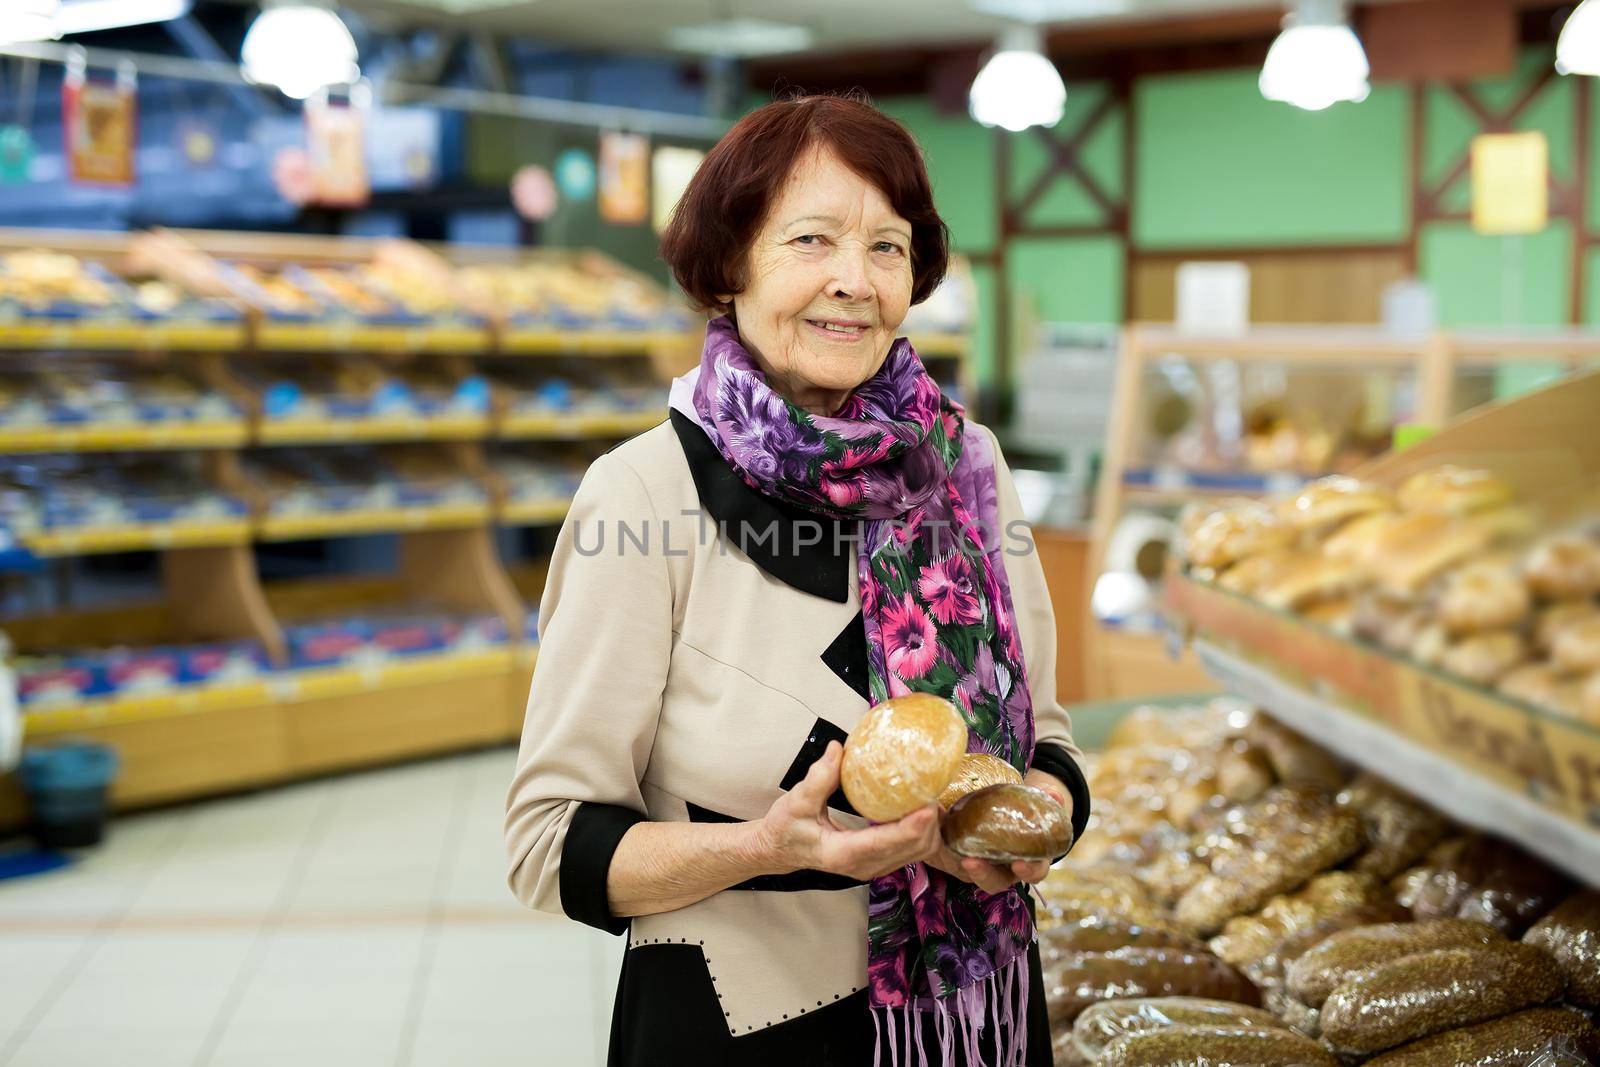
left=659, top=94, right=950, bottom=314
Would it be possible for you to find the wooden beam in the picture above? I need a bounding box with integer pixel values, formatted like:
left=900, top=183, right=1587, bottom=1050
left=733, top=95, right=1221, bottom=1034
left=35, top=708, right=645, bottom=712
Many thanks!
left=1572, top=76, right=1592, bottom=324
left=1011, top=91, right=1121, bottom=223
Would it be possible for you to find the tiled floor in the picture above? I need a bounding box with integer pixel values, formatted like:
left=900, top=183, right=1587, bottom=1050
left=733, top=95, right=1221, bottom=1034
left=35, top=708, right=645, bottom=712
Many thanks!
left=0, top=747, right=622, bottom=1067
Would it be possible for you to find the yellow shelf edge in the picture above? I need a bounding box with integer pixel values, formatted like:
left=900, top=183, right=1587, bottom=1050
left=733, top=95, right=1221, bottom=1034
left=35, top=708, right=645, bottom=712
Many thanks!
left=25, top=519, right=252, bottom=557
left=0, top=320, right=246, bottom=351
left=499, top=499, right=572, bottom=525
left=497, top=411, right=662, bottom=439
left=0, top=422, right=249, bottom=453
left=257, top=503, right=491, bottom=541
left=256, top=416, right=490, bottom=445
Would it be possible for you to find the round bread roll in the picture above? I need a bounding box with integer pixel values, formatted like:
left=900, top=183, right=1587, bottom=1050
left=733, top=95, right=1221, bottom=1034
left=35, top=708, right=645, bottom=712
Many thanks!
left=1324, top=511, right=1403, bottom=564
left=841, top=693, right=968, bottom=823
left=1441, top=630, right=1526, bottom=686
left=1184, top=505, right=1294, bottom=570
left=943, top=783, right=1073, bottom=862
left=1498, top=664, right=1583, bottom=719
left=1534, top=601, right=1600, bottom=654
left=1552, top=617, right=1600, bottom=675
left=1437, top=562, right=1531, bottom=636
left=1280, top=476, right=1393, bottom=532
left=937, top=752, right=1022, bottom=808
left=1525, top=536, right=1600, bottom=601
left=1397, top=466, right=1513, bottom=516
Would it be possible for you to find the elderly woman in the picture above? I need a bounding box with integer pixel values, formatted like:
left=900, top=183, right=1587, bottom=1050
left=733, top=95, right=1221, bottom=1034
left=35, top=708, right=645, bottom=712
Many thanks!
left=505, top=95, right=1089, bottom=1067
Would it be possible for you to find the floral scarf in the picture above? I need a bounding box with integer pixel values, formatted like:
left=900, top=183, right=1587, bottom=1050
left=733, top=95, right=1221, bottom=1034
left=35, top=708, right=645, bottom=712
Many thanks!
left=671, top=316, right=1037, bottom=1066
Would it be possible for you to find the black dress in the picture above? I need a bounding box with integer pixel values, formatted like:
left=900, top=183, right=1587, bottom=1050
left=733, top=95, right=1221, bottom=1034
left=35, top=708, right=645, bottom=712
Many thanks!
left=555, top=414, right=1092, bottom=1066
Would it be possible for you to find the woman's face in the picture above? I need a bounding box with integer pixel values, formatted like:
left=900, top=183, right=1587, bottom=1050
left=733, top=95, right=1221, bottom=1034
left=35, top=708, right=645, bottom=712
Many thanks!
left=728, top=146, right=914, bottom=415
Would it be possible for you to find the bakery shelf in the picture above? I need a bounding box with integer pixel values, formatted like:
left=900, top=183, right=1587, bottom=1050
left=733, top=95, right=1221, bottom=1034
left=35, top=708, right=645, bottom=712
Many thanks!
left=1122, top=467, right=1313, bottom=499
left=268, top=645, right=520, bottom=704
left=24, top=518, right=252, bottom=557
left=909, top=333, right=968, bottom=359
left=255, top=415, right=491, bottom=446
left=499, top=329, right=685, bottom=356
left=1193, top=639, right=1600, bottom=886
left=0, top=318, right=247, bottom=352
left=253, top=320, right=492, bottom=355
left=497, top=410, right=662, bottom=440
left=0, top=420, right=249, bottom=453
left=23, top=677, right=275, bottom=737
left=256, top=502, right=492, bottom=542
left=498, top=498, right=572, bottom=526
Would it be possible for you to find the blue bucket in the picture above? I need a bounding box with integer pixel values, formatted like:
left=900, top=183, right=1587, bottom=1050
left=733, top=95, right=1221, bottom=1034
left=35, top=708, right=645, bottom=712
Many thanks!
left=19, top=743, right=118, bottom=848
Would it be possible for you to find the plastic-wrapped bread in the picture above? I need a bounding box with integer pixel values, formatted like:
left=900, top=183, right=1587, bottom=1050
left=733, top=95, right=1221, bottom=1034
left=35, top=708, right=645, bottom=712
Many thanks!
left=1184, top=503, right=1295, bottom=570
left=1041, top=915, right=1200, bottom=964
left=1397, top=465, right=1513, bottom=515
left=1521, top=890, right=1600, bottom=1008
left=839, top=693, right=967, bottom=821
left=1242, top=716, right=1346, bottom=791
left=1286, top=918, right=1504, bottom=1007
left=1051, top=1028, right=1089, bottom=1067
left=1437, top=560, right=1531, bottom=635
left=1524, top=536, right=1600, bottom=601
left=1208, top=871, right=1385, bottom=970
left=943, top=783, right=1073, bottom=861
left=1336, top=774, right=1452, bottom=880
left=1243, top=901, right=1411, bottom=991
left=1552, top=616, right=1600, bottom=674
left=1071, top=998, right=1289, bottom=1063
left=1215, top=742, right=1274, bottom=805
left=1440, top=629, right=1526, bottom=686
left=1256, top=556, right=1368, bottom=611
left=1534, top=601, right=1600, bottom=654
left=1280, top=476, right=1393, bottom=532
left=1397, top=835, right=1573, bottom=935
left=1043, top=947, right=1260, bottom=1025
left=1318, top=942, right=1564, bottom=1056
left=1098, top=1025, right=1340, bottom=1067
left=1362, top=1007, right=1600, bottom=1067
left=936, top=752, right=1021, bottom=808
left=1174, top=805, right=1365, bottom=936
left=1262, top=987, right=1322, bottom=1038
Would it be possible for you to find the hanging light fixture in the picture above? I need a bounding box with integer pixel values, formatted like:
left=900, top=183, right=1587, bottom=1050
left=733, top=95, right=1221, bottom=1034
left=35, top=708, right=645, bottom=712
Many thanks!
left=0, top=0, right=61, bottom=47
left=1558, top=0, right=1600, bottom=76
left=241, top=2, right=359, bottom=100
left=969, top=23, right=1066, bottom=132
left=1259, top=0, right=1370, bottom=111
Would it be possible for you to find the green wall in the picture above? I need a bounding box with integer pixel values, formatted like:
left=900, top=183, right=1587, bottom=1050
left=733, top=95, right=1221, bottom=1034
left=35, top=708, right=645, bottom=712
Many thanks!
left=869, top=47, right=1594, bottom=394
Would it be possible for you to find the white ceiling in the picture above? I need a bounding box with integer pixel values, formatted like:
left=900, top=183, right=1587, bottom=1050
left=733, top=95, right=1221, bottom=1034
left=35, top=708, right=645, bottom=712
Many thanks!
left=344, top=0, right=1297, bottom=57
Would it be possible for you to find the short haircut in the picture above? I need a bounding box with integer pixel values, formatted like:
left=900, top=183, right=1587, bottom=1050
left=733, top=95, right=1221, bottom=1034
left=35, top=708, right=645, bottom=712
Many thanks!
left=659, top=94, right=951, bottom=314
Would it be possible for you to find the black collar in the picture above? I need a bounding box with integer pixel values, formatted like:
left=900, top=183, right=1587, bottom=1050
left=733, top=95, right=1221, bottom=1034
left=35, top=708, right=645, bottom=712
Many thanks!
left=669, top=409, right=851, bottom=603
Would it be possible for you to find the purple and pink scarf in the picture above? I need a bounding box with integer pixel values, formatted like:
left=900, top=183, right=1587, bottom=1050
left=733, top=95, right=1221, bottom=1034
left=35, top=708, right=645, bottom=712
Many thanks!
left=670, top=316, right=1038, bottom=1066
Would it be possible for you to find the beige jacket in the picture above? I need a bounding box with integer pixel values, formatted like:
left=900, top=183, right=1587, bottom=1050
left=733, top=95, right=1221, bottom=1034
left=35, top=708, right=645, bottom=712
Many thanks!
left=505, top=416, right=1081, bottom=1038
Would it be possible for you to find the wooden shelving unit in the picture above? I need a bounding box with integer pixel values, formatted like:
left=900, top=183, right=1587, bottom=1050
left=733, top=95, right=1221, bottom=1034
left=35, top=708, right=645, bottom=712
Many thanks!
left=1085, top=325, right=1600, bottom=701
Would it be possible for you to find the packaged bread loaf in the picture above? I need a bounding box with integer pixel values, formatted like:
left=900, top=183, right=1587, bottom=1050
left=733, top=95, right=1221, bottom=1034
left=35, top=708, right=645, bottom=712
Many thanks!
left=1051, top=1028, right=1089, bottom=1067
left=1174, top=802, right=1365, bottom=936
left=936, top=752, right=1021, bottom=808
left=942, top=782, right=1072, bottom=862
left=1397, top=835, right=1573, bottom=935
left=1521, top=890, right=1600, bottom=1008
left=1070, top=998, right=1288, bottom=1063
left=1208, top=871, right=1385, bottom=970
left=1336, top=774, right=1452, bottom=879
left=1318, top=942, right=1564, bottom=1056
left=1098, top=1025, right=1340, bottom=1067
left=1184, top=503, right=1294, bottom=570
left=1437, top=560, right=1531, bottom=635
left=839, top=693, right=966, bottom=821
left=1262, top=987, right=1322, bottom=1039
left=1041, top=915, right=1200, bottom=964
left=1362, top=1006, right=1600, bottom=1067
left=1285, top=918, right=1503, bottom=1007
left=1243, top=901, right=1411, bottom=991
left=1242, top=716, right=1346, bottom=791
left=1043, top=947, right=1259, bottom=1025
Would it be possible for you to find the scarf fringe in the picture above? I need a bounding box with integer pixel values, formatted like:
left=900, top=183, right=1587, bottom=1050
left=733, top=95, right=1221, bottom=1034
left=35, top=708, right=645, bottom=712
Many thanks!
left=871, top=953, right=1030, bottom=1067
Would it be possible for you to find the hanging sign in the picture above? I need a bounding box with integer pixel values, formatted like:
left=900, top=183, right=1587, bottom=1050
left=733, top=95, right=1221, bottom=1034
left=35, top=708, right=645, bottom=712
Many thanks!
left=598, top=130, right=648, bottom=225
left=304, top=95, right=369, bottom=208
left=0, top=126, right=34, bottom=184
left=63, top=62, right=137, bottom=187
left=1471, top=132, right=1548, bottom=236
left=650, top=145, right=704, bottom=233
left=555, top=147, right=596, bottom=201
left=511, top=164, right=558, bottom=221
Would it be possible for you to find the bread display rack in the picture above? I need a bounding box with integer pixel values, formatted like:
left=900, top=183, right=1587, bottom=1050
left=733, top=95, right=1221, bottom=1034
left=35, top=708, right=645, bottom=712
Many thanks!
left=1163, top=371, right=1600, bottom=885
left=1086, top=325, right=1600, bottom=702
left=0, top=228, right=974, bottom=830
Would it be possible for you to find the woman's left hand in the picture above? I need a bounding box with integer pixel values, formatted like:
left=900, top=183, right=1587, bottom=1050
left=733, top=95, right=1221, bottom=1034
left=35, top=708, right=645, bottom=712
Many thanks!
left=923, top=770, right=1071, bottom=894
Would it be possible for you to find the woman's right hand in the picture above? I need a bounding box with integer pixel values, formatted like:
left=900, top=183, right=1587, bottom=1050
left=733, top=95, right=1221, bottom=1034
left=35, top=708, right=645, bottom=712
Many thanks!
left=752, top=741, right=941, bottom=881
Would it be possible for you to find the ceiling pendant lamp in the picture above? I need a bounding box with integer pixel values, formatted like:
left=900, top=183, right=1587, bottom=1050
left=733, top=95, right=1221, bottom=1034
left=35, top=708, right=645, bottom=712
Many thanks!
left=0, top=0, right=61, bottom=47
left=241, top=2, right=360, bottom=100
left=1558, top=0, right=1600, bottom=76
left=1259, top=0, right=1371, bottom=112
left=969, top=23, right=1066, bottom=133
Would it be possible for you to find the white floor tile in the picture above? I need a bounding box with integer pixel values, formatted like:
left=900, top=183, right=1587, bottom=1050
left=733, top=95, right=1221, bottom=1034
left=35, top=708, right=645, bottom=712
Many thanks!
left=227, top=971, right=415, bottom=1027
left=35, top=971, right=235, bottom=1030
left=251, top=928, right=426, bottom=978
left=408, top=1018, right=597, bottom=1067
left=206, top=1020, right=403, bottom=1067
left=78, top=929, right=258, bottom=983
left=7, top=1025, right=211, bottom=1067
